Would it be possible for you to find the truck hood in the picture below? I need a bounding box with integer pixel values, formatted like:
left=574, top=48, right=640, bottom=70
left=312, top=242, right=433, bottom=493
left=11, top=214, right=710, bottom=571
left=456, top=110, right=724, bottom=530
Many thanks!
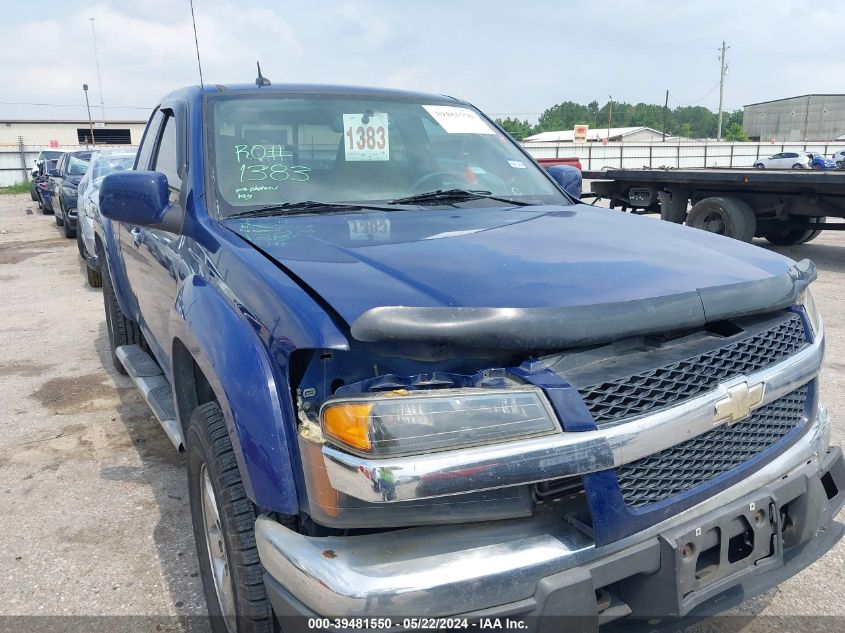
left=224, top=204, right=813, bottom=348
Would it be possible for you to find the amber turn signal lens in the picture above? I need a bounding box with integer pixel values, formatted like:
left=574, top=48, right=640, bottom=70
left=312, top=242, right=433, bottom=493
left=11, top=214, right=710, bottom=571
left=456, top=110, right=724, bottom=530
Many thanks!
left=323, top=403, right=374, bottom=451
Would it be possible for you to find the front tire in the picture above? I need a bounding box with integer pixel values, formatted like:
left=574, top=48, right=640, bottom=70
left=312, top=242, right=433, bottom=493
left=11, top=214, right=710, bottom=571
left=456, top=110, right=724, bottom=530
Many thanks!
left=98, top=242, right=143, bottom=374
left=792, top=163, right=804, bottom=170
left=686, top=196, right=756, bottom=242
left=754, top=163, right=764, bottom=169
left=64, top=214, right=76, bottom=238
left=187, top=402, right=273, bottom=633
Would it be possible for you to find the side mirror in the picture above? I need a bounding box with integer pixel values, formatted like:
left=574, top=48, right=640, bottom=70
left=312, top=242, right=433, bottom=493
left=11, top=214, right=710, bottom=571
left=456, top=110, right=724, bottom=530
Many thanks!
left=546, top=165, right=582, bottom=200
left=47, top=168, right=60, bottom=177
left=100, top=171, right=171, bottom=227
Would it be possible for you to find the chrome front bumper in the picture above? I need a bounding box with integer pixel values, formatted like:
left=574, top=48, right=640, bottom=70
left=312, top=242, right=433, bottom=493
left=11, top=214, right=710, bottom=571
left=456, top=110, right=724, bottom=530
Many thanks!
left=255, top=405, right=839, bottom=617
left=321, top=321, right=824, bottom=504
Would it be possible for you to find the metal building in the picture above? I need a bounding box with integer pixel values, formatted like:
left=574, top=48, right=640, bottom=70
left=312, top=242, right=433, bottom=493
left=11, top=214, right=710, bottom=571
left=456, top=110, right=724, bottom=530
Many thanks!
left=743, top=95, right=845, bottom=142
left=0, top=119, right=147, bottom=147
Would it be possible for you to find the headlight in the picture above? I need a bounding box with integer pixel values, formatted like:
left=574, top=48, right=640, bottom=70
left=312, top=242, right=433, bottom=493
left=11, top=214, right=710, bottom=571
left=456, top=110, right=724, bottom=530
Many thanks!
left=321, top=388, right=558, bottom=456
left=798, top=287, right=821, bottom=336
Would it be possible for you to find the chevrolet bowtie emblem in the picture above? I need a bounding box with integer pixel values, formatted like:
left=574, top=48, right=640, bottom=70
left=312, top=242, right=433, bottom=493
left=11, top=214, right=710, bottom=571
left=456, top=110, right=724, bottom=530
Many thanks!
left=714, top=382, right=765, bottom=427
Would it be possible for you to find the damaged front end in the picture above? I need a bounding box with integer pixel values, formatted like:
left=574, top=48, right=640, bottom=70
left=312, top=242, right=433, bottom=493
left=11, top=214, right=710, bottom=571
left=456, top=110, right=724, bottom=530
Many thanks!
left=293, top=345, right=562, bottom=529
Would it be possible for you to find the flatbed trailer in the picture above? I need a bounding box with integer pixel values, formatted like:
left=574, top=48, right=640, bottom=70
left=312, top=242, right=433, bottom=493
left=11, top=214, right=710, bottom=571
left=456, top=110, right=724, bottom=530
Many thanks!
left=583, top=167, right=845, bottom=244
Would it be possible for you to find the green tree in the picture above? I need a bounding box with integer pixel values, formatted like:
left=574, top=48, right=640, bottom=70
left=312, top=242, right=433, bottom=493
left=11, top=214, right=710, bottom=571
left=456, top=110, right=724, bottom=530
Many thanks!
left=723, top=122, right=749, bottom=141
left=677, top=123, right=694, bottom=139
left=496, top=117, right=536, bottom=141
left=537, top=101, right=592, bottom=132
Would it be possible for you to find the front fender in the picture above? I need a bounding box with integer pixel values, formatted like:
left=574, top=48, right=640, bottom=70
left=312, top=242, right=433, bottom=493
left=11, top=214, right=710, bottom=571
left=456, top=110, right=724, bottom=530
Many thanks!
left=96, top=217, right=141, bottom=322
left=171, top=275, right=300, bottom=514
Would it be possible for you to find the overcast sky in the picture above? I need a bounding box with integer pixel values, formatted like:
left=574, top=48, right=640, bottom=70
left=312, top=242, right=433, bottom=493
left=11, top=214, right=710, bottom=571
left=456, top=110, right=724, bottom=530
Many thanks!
left=1, top=0, right=843, bottom=123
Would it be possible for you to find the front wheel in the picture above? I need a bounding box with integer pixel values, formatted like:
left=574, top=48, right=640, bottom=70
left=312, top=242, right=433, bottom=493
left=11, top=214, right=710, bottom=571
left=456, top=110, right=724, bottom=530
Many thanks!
left=792, top=163, right=804, bottom=170
left=187, top=402, right=274, bottom=633
left=754, top=163, right=765, bottom=169
left=98, top=242, right=144, bottom=374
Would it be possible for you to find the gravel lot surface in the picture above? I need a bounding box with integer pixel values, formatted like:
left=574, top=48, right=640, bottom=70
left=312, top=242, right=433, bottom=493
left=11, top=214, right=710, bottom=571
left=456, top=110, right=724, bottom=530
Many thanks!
left=0, top=191, right=843, bottom=629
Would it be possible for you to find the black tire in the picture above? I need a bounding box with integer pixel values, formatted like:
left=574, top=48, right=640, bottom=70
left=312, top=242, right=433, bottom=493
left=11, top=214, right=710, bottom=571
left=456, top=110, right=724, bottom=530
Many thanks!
left=791, top=163, right=804, bottom=170
left=76, top=226, right=86, bottom=259
left=763, top=216, right=826, bottom=246
left=86, top=264, right=103, bottom=288
left=30, top=185, right=38, bottom=201
left=55, top=209, right=64, bottom=226
left=98, top=242, right=143, bottom=374
left=686, top=196, right=756, bottom=242
left=812, top=163, right=822, bottom=170
left=754, top=163, right=764, bottom=169
left=64, top=214, right=76, bottom=238
left=187, top=402, right=273, bottom=633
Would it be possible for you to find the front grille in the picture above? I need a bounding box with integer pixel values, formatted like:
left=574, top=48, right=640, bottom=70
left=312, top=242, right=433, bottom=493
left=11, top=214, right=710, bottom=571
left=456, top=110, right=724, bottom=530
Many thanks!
left=616, top=386, right=808, bottom=508
left=579, top=314, right=806, bottom=425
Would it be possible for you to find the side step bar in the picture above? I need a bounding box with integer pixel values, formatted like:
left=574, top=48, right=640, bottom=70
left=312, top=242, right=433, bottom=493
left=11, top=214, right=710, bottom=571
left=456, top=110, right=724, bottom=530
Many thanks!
left=115, top=344, right=184, bottom=452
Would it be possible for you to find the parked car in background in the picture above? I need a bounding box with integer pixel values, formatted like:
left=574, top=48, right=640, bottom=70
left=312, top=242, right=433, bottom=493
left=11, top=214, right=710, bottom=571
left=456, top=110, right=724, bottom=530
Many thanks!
left=30, top=148, right=64, bottom=201
left=833, top=149, right=845, bottom=168
left=753, top=152, right=810, bottom=169
left=804, top=152, right=838, bottom=170
left=76, top=149, right=137, bottom=287
left=35, top=157, right=61, bottom=213
left=48, top=150, right=91, bottom=238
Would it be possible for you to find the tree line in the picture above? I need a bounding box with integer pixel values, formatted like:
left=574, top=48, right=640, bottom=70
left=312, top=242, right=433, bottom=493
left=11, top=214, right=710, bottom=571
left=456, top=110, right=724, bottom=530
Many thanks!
left=496, top=100, right=748, bottom=141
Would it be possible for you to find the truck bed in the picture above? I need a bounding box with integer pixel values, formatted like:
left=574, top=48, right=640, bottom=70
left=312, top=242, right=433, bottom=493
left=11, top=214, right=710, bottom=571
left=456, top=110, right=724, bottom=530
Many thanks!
left=583, top=168, right=845, bottom=195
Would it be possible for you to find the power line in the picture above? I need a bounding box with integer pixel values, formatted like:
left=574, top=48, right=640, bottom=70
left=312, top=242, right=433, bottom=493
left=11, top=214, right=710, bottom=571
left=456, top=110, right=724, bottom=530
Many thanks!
left=668, top=81, right=721, bottom=107
left=0, top=101, right=152, bottom=110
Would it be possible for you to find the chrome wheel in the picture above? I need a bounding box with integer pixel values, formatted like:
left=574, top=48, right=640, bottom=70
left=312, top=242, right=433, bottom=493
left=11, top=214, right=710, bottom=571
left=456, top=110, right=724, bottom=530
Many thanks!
left=201, top=463, right=237, bottom=633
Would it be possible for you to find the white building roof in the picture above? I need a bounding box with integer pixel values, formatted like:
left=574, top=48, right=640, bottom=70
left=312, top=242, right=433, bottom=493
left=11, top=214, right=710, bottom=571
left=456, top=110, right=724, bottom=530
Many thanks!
left=524, top=126, right=661, bottom=142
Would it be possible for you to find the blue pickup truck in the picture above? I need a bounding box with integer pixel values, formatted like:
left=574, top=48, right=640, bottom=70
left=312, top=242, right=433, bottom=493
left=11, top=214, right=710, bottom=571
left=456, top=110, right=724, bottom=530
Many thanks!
left=96, top=83, right=843, bottom=632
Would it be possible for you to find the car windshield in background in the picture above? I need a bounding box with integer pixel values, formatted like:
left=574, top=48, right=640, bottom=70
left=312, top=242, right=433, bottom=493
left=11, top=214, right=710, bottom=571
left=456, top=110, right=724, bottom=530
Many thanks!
left=92, top=153, right=136, bottom=180
left=209, top=95, right=566, bottom=214
left=67, top=155, right=89, bottom=176
left=40, top=150, right=63, bottom=161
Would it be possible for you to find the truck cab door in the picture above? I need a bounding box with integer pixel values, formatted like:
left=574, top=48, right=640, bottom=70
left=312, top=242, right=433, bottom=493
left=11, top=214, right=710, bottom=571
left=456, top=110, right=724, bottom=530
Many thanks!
left=118, top=104, right=186, bottom=369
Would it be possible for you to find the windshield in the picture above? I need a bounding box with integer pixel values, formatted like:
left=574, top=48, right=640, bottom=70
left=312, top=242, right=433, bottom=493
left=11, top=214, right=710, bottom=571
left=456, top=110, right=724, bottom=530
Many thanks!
left=67, top=155, right=90, bottom=176
left=209, top=94, right=566, bottom=215
left=92, top=153, right=136, bottom=180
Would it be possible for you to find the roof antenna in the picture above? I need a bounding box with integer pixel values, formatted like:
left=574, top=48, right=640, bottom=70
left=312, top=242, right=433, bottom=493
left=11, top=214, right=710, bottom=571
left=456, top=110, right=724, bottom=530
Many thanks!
left=256, top=62, right=271, bottom=87
left=188, top=0, right=204, bottom=90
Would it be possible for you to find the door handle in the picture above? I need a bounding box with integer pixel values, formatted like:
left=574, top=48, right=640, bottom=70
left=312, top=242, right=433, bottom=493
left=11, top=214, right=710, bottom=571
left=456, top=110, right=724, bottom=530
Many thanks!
left=130, top=226, right=144, bottom=247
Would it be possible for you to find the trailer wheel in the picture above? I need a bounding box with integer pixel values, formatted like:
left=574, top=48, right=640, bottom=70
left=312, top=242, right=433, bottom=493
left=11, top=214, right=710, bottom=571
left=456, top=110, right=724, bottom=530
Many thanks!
left=686, top=197, right=756, bottom=242
left=762, top=216, right=826, bottom=246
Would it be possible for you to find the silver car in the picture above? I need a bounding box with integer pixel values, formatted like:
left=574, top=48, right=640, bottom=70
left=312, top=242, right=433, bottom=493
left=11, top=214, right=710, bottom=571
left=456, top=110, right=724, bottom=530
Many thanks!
left=752, top=151, right=810, bottom=169
left=76, top=149, right=137, bottom=287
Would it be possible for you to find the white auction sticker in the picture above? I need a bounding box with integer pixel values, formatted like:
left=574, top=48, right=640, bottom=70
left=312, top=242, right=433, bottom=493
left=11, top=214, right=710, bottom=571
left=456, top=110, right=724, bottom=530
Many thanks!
left=507, top=160, right=527, bottom=169
left=422, top=105, right=496, bottom=134
left=343, top=113, right=390, bottom=161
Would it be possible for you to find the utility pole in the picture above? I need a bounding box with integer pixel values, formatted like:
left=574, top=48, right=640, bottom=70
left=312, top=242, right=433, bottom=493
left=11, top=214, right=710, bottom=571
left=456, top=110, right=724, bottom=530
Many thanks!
left=607, top=95, right=613, bottom=141
left=716, top=40, right=730, bottom=141
left=662, top=89, right=669, bottom=141
left=83, top=84, right=95, bottom=148
left=90, top=18, right=105, bottom=121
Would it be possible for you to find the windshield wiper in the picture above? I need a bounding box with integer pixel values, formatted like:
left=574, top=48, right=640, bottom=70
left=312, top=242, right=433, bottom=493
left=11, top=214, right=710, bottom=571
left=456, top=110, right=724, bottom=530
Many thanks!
left=228, top=200, right=397, bottom=219
left=388, top=188, right=532, bottom=207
